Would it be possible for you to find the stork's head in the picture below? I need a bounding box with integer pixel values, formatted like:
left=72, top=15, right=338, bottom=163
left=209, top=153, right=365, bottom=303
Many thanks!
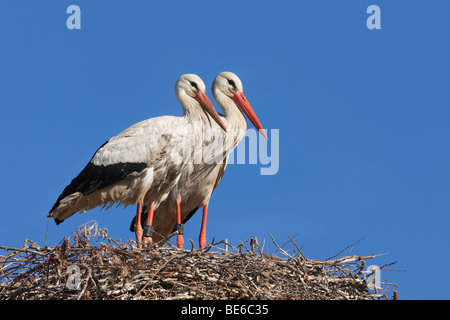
left=212, top=72, right=267, bottom=140
left=175, top=74, right=227, bottom=132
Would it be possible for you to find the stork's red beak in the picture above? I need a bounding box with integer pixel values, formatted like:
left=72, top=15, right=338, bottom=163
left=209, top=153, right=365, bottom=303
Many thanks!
left=232, top=92, right=268, bottom=140
left=195, top=92, right=227, bottom=132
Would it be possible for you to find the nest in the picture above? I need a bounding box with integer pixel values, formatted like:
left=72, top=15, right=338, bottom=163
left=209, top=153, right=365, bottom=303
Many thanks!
left=0, top=221, right=397, bottom=300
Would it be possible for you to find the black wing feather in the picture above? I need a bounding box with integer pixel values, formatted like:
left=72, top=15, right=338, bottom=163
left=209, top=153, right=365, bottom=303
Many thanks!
left=50, top=140, right=147, bottom=213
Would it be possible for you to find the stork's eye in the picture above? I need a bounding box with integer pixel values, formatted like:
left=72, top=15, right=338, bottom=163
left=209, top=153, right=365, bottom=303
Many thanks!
left=190, top=81, right=198, bottom=90
left=227, top=79, right=235, bottom=87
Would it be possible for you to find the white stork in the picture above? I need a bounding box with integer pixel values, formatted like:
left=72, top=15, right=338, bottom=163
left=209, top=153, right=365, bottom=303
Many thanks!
left=131, top=72, right=267, bottom=249
left=48, top=74, right=226, bottom=247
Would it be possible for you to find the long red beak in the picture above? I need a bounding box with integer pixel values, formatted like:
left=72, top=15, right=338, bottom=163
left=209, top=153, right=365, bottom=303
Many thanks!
left=195, top=92, right=227, bottom=132
left=232, top=92, right=268, bottom=140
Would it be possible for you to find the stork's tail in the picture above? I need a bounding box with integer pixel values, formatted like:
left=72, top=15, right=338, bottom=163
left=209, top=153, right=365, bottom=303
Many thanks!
left=48, top=192, right=85, bottom=224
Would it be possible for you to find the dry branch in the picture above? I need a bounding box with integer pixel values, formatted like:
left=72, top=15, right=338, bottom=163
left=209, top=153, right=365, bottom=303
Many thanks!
left=0, top=221, right=397, bottom=300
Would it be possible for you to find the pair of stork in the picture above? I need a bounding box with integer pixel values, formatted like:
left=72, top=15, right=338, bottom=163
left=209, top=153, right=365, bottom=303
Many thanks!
left=48, top=72, right=266, bottom=249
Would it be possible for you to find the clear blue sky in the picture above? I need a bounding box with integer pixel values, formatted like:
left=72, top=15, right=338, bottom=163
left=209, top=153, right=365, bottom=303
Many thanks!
left=1, top=1, right=449, bottom=300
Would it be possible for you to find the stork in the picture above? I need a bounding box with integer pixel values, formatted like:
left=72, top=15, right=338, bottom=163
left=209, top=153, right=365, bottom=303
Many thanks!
left=48, top=74, right=226, bottom=248
left=131, top=72, right=267, bottom=249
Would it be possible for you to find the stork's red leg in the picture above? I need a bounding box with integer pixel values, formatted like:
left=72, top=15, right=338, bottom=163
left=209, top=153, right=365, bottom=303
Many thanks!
left=199, top=203, right=208, bottom=250
left=134, top=202, right=143, bottom=249
left=176, top=201, right=184, bottom=249
left=143, top=205, right=154, bottom=245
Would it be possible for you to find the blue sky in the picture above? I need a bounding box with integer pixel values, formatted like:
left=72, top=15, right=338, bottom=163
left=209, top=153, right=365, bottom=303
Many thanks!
left=1, top=1, right=449, bottom=299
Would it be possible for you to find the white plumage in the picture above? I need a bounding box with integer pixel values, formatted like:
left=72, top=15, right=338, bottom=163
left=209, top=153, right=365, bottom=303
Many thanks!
left=132, top=72, right=267, bottom=248
left=49, top=74, right=226, bottom=246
